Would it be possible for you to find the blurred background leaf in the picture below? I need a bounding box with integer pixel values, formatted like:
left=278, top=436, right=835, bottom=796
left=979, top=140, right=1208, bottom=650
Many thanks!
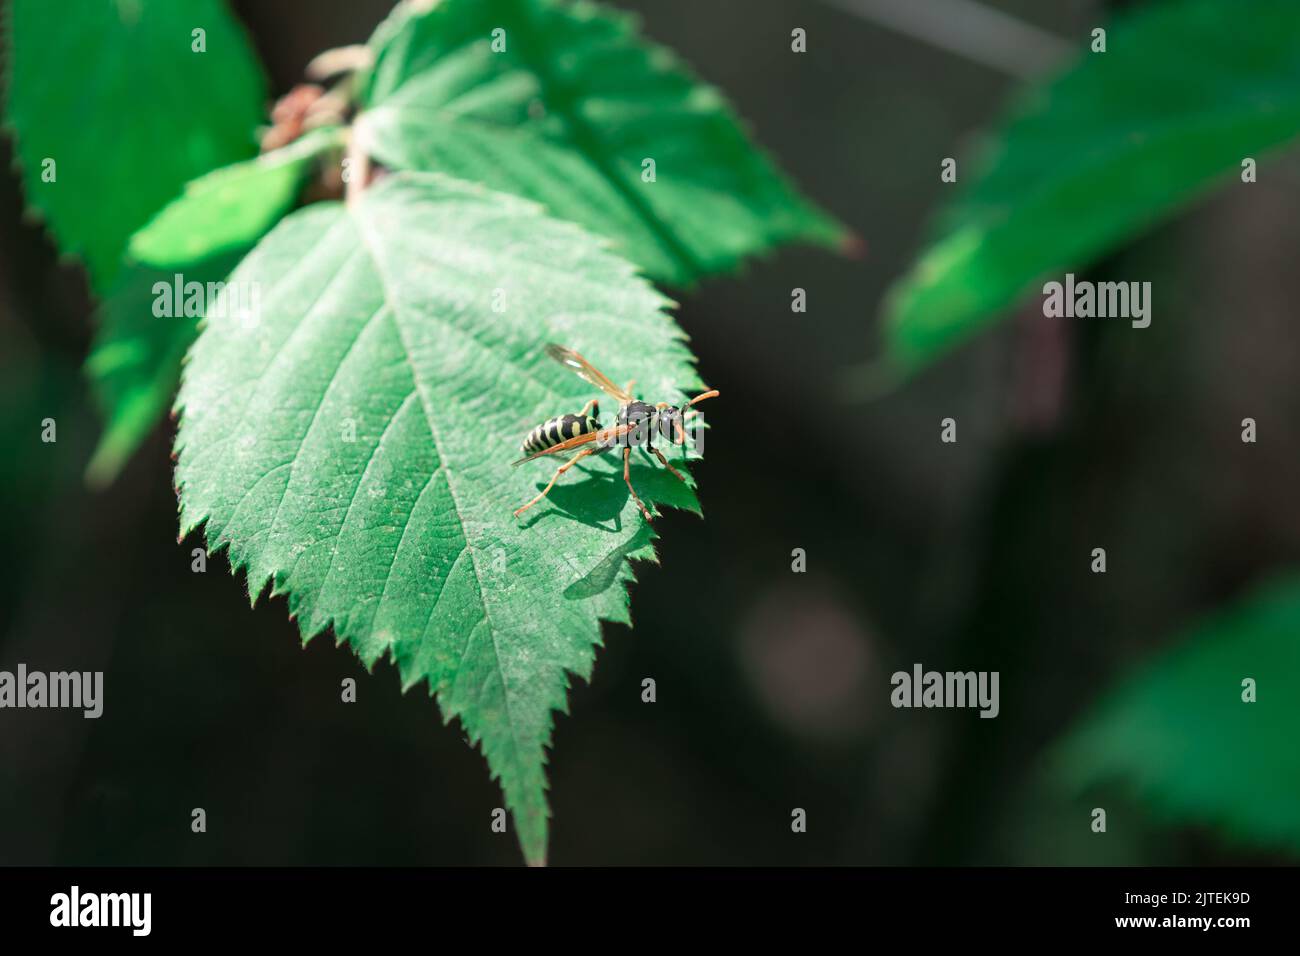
left=1052, top=573, right=1300, bottom=854
left=3, top=0, right=267, bottom=290
left=881, top=0, right=1300, bottom=373
left=125, top=127, right=339, bottom=270
left=85, top=128, right=342, bottom=484
left=84, top=251, right=243, bottom=486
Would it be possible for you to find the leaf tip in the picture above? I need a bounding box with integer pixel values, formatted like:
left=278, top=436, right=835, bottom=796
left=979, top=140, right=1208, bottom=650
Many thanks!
left=838, top=230, right=868, bottom=260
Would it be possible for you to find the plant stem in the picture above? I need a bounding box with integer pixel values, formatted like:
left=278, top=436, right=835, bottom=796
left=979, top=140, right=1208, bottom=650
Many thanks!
left=344, top=127, right=370, bottom=208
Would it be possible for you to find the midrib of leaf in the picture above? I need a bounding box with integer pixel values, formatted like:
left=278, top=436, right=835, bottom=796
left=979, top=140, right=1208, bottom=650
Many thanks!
left=500, top=0, right=704, bottom=282
left=351, top=214, right=532, bottom=778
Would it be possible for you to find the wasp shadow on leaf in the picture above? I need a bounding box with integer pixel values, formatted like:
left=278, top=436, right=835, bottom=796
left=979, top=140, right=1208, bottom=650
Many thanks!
left=553, top=455, right=699, bottom=600
left=516, top=450, right=700, bottom=535
left=564, top=522, right=656, bottom=600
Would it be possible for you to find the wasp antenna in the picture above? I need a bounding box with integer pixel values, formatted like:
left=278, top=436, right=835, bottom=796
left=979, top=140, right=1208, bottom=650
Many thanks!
left=686, top=389, right=719, bottom=407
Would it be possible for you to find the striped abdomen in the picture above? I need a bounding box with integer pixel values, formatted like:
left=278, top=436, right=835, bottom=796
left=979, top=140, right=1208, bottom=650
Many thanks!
left=521, top=414, right=599, bottom=455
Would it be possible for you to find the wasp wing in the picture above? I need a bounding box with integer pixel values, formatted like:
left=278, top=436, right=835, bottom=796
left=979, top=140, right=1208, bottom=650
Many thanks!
left=544, top=343, right=632, bottom=402
left=511, top=418, right=642, bottom=467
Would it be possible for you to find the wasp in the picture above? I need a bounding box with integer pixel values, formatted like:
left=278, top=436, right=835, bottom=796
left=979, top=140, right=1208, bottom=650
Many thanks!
left=513, top=344, right=719, bottom=521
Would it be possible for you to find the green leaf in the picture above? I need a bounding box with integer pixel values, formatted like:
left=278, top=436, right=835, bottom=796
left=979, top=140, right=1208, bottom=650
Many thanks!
left=3, top=0, right=266, bottom=289
left=85, top=251, right=244, bottom=486
left=127, top=127, right=342, bottom=269
left=882, top=0, right=1300, bottom=373
left=85, top=131, right=338, bottom=485
left=1052, top=573, right=1300, bottom=855
left=175, top=172, right=706, bottom=865
left=355, top=0, right=844, bottom=286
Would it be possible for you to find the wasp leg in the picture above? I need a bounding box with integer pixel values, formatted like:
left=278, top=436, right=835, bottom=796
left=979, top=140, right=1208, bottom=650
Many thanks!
left=579, top=398, right=600, bottom=420
left=649, top=445, right=687, bottom=483
left=623, top=445, right=653, bottom=521
left=514, top=447, right=598, bottom=518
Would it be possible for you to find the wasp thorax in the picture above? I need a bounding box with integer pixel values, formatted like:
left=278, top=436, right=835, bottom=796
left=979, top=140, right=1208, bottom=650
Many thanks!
left=615, top=402, right=658, bottom=447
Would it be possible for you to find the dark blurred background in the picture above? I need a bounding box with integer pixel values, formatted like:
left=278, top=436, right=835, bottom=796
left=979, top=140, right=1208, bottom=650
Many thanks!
left=2, top=0, right=1298, bottom=865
